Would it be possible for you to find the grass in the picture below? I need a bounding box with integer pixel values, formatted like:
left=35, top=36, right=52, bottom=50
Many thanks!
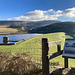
left=0, top=25, right=18, bottom=34
left=0, top=52, right=41, bottom=75
left=0, top=32, right=74, bottom=67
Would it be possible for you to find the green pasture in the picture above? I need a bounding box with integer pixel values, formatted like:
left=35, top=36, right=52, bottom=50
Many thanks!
left=0, top=32, right=75, bottom=67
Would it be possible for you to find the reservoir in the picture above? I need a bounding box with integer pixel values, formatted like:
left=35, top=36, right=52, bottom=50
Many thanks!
left=0, top=34, right=42, bottom=43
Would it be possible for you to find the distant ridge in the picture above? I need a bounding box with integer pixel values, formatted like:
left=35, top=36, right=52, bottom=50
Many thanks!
left=29, top=21, right=75, bottom=37
left=0, top=20, right=60, bottom=29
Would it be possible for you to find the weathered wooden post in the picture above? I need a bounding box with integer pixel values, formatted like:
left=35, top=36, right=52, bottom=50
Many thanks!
left=42, top=38, right=49, bottom=75
left=57, top=45, right=61, bottom=52
left=64, top=57, right=68, bottom=68
left=3, top=35, right=9, bottom=44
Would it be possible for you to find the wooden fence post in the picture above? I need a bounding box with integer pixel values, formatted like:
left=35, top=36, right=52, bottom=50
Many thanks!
left=64, top=57, right=68, bottom=68
left=42, top=38, right=49, bottom=75
left=57, top=45, right=61, bottom=52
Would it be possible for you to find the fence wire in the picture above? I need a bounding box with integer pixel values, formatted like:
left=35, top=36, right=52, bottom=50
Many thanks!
left=0, top=41, right=42, bottom=71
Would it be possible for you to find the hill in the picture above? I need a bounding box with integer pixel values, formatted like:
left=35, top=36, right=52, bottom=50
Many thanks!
left=29, top=22, right=75, bottom=38
left=0, top=20, right=60, bottom=29
left=0, top=32, right=74, bottom=67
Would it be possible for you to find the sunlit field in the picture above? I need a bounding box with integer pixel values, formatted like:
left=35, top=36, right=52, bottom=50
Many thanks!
left=0, top=25, right=18, bottom=34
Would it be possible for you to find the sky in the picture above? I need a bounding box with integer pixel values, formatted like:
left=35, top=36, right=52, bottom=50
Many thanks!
left=0, top=0, right=75, bottom=21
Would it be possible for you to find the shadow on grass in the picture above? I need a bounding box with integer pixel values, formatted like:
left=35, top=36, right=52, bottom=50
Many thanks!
left=0, top=69, right=42, bottom=75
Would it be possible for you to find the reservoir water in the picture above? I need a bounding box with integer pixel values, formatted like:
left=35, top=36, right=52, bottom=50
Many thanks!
left=0, top=34, right=42, bottom=43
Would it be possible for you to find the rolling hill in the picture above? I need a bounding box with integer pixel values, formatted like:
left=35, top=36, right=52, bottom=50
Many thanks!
left=0, top=20, right=60, bottom=29
left=29, top=22, right=75, bottom=38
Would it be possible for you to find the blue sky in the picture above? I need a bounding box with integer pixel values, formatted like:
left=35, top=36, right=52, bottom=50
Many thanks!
left=0, top=0, right=75, bottom=21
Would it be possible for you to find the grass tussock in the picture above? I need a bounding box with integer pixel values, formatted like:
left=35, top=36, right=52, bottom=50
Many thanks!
left=0, top=52, right=42, bottom=75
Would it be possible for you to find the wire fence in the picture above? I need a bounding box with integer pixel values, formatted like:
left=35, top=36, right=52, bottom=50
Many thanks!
left=20, top=42, right=42, bottom=69
left=0, top=41, right=42, bottom=73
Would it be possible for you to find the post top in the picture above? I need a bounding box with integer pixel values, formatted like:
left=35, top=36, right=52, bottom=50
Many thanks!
left=42, top=38, right=48, bottom=40
left=4, top=35, right=8, bottom=37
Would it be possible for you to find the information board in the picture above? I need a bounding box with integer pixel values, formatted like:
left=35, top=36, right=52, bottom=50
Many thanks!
left=62, top=39, right=75, bottom=58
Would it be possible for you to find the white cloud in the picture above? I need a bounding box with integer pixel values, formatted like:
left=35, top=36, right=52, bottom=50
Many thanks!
left=8, top=7, right=75, bottom=21
left=8, top=9, right=61, bottom=21
left=56, top=10, right=63, bottom=14
left=62, top=7, right=75, bottom=17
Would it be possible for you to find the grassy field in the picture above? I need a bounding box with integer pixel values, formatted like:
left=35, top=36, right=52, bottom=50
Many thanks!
left=0, top=32, right=74, bottom=67
left=0, top=25, right=18, bottom=34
